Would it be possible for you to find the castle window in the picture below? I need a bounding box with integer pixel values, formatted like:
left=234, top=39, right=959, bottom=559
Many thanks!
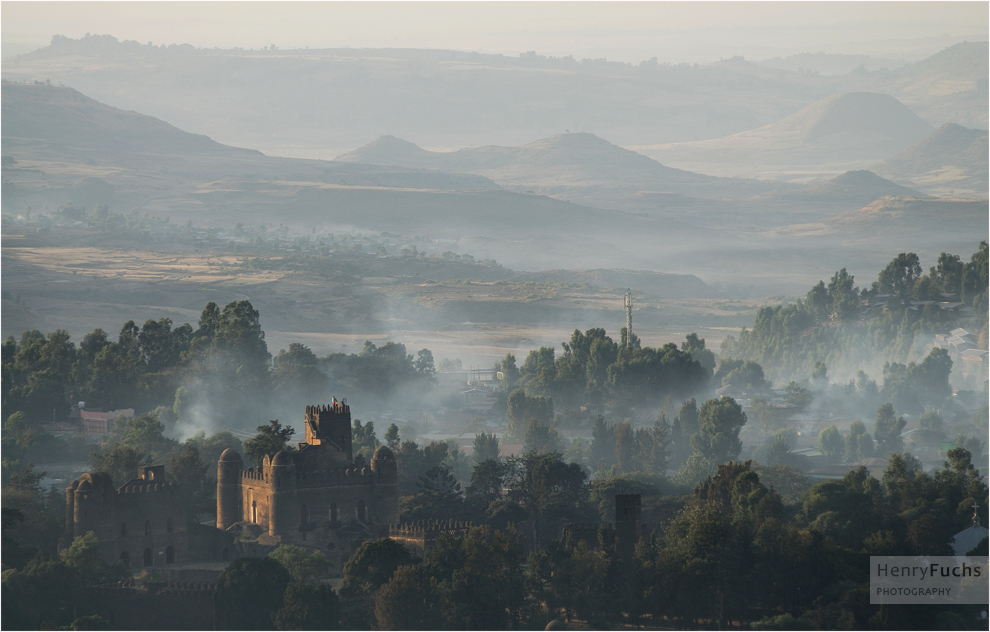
left=252, top=500, right=258, bottom=523
left=121, top=522, right=127, bottom=537
left=357, top=500, right=366, bottom=523
left=143, top=548, right=153, bottom=567
left=330, top=504, right=338, bottom=524
left=145, top=520, right=151, bottom=535
left=165, top=546, right=175, bottom=564
left=166, top=518, right=173, bottom=533
left=120, top=551, right=130, bottom=568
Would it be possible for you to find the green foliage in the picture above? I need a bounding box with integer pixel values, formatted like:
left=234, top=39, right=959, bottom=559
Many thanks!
left=472, top=432, right=500, bottom=462
left=351, top=419, right=380, bottom=462
left=90, top=443, right=147, bottom=485
left=274, top=582, right=341, bottom=631
left=216, top=557, right=292, bottom=630
left=339, top=538, right=413, bottom=597
left=375, top=525, right=525, bottom=630
left=505, top=389, right=554, bottom=441
left=523, top=418, right=563, bottom=454
left=873, top=403, right=906, bottom=457
left=59, top=532, right=128, bottom=586
left=680, top=396, right=747, bottom=485
left=269, top=545, right=331, bottom=584
left=243, top=419, right=296, bottom=467
left=818, top=425, right=844, bottom=463
left=721, top=245, right=988, bottom=389
left=384, top=423, right=400, bottom=450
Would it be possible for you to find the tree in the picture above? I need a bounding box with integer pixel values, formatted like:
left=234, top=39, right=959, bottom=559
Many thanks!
left=351, top=419, right=379, bottom=461
left=916, top=410, right=946, bottom=450
left=750, top=397, right=788, bottom=438
left=681, top=397, right=747, bottom=483
left=466, top=458, right=509, bottom=507
left=876, top=252, right=922, bottom=298
left=505, top=389, right=553, bottom=440
left=384, top=423, right=401, bottom=451
left=90, top=444, right=147, bottom=485
left=243, top=419, right=295, bottom=467
left=845, top=421, right=874, bottom=462
left=507, top=451, right=589, bottom=548
left=269, top=545, right=331, bottom=584
left=339, top=538, right=413, bottom=597
left=590, top=415, right=616, bottom=470
left=524, top=418, right=563, bottom=454
left=826, top=268, right=859, bottom=321
left=166, top=444, right=211, bottom=521
left=472, top=432, right=500, bottom=462
left=374, top=565, right=442, bottom=630
left=274, top=583, right=341, bottom=631
left=635, top=412, right=672, bottom=475
left=613, top=421, right=636, bottom=473
left=681, top=333, right=716, bottom=376
left=722, top=361, right=771, bottom=393
left=817, top=425, right=844, bottom=463
left=216, top=557, right=291, bottom=630
left=873, top=403, right=906, bottom=456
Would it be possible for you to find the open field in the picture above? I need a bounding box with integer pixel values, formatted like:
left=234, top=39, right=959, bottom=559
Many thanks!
left=1, top=226, right=762, bottom=365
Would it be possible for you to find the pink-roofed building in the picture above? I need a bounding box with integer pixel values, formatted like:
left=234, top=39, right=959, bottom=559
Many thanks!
left=80, top=408, right=135, bottom=438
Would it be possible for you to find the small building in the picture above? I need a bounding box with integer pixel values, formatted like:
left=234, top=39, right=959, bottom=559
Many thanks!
left=77, top=408, right=135, bottom=438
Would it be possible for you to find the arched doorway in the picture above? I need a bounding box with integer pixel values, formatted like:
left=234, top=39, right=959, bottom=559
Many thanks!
left=165, top=546, right=175, bottom=564
left=143, top=548, right=153, bottom=567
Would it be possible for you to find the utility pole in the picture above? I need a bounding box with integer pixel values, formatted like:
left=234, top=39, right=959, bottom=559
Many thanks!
left=624, top=289, right=633, bottom=349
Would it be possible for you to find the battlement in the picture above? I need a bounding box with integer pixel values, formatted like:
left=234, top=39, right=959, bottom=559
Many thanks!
left=303, top=402, right=352, bottom=456
left=389, top=519, right=474, bottom=537
left=115, top=482, right=176, bottom=495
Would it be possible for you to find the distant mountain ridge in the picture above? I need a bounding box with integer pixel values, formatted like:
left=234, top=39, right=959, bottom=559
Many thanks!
left=1, top=81, right=261, bottom=160
left=758, top=170, right=921, bottom=205
left=637, top=92, right=936, bottom=181
left=338, top=132, right=781, bottom=202
left=871, top=123, right=988, bottom=198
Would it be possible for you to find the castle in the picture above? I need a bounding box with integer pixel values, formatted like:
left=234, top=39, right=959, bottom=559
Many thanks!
left=62, top=465, right=232, bottom=568
left=217, top=402, right=400, bottom=549
left=62, top=402, right=399, bottom=569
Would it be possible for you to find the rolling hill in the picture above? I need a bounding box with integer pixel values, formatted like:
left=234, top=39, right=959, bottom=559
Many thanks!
left=871, top=123, right=989, bottom=198
left=338, top=131, right=783, bottom=205
left=635, top=92, right=936, bottom=181
left=756, top=170, right=921, bottom=207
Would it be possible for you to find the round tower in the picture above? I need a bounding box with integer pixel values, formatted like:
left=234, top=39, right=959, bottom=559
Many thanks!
left=217, top=448, right=243, bottom=531
left=65, top=479, right=79, bottom=537
left=269, top=451, right=296, bottom=538
left=371, top=445, right=400, bottom=529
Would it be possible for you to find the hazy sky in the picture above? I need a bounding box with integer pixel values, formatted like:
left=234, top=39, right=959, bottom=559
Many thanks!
left=2, top=2, right=987, bottom=63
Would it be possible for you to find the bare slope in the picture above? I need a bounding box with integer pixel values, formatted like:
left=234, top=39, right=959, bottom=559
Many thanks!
left=871, top=123, right=989, bottom=197
left=770, top=196, right=988, bottom=240
left=338, top=132, right=782, bottom=204
left=637, top=92, right=935, bottom=181
left=756, top=170, right=921, bottom=207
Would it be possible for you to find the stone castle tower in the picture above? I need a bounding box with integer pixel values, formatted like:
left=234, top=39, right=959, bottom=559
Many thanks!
left=217, top=402, right=399, bottom=547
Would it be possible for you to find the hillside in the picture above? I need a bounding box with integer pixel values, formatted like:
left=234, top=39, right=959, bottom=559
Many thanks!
left=338, top=132, right=782, bottom=204
left=636, top=92, right=935, bottom=181
left=756, top=170, right=921, bottom=208
left=1, top=81, right=260, bottom=161
left=871, top=123, right=989, bottom=197
left=769, top=196, right=988, bottom=240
